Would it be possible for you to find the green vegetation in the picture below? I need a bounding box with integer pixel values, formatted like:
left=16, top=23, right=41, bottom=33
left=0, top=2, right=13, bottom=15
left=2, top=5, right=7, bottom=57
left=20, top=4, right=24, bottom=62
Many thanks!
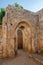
left=14, top=3, right=23, bottom=9
left=0, top=8, right=5, bottom=25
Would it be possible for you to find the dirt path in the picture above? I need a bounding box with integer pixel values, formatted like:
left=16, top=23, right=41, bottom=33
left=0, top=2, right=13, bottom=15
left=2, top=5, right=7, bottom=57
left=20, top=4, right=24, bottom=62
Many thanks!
left=0, top=50, right=42, bottom=65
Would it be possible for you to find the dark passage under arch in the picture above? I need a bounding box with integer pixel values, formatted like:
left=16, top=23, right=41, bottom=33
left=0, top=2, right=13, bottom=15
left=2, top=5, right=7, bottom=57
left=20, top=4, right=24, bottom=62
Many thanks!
left=17, top=29, right=23, bottom=49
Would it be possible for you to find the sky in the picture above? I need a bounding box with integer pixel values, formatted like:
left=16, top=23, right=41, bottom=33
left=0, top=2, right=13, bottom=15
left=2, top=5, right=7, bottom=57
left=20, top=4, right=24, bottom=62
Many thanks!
left=0, top=0, right=43, bottom=12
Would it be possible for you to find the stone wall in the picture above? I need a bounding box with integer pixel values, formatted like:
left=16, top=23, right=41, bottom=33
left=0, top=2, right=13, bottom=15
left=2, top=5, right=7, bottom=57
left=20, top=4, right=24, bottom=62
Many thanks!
left=0, top=25, right=3, bottom=58
left=0, top=5, right=43, bottom=58
left=0, top=25, right=2, bottom=35
left=37, top=11, right=43, bottom=52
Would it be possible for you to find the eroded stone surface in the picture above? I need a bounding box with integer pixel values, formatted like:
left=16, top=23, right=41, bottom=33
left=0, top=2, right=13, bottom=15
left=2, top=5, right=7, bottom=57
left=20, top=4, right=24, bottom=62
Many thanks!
left=0, top=5, right=43, bottom=58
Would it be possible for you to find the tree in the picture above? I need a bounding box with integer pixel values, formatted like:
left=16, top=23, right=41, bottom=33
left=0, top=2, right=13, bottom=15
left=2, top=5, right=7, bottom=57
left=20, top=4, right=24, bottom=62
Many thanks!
left=0, top=8, right=5, bottom=25
left=14, top=3, right=23, bottom=9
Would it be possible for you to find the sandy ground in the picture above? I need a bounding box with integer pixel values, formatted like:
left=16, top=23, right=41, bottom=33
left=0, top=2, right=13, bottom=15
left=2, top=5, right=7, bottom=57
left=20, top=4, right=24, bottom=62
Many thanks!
left=0, top=50, right=42, bottom=65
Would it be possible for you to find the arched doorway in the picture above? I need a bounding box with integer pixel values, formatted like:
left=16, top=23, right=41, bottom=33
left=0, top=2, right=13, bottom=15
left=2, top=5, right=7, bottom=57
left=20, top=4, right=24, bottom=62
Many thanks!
left=15, top=21, right=32, bottom=52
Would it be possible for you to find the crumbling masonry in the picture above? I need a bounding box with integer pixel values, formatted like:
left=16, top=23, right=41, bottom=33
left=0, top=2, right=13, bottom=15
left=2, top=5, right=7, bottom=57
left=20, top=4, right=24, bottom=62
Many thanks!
left=0, top=5, right=43, bottom=58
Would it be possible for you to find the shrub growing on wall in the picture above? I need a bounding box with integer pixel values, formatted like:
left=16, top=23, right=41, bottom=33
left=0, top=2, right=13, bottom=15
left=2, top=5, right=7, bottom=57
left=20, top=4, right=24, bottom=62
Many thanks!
left=14, top=3, right=23, bottom=9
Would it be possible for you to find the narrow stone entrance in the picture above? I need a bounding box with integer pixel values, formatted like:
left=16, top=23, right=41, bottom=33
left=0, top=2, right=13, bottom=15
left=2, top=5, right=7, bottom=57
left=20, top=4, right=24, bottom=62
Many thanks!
left=17, top=29, right=23, bottom=49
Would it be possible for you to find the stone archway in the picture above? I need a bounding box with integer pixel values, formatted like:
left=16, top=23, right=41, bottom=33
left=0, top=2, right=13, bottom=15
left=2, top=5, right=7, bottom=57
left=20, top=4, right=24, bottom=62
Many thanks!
left=14, top=21, right=32, bottom=52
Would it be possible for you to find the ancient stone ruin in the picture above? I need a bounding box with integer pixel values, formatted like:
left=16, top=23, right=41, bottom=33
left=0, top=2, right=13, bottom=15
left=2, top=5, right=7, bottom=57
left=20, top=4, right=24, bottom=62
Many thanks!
left=0, top=5, right=43, bottom=58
